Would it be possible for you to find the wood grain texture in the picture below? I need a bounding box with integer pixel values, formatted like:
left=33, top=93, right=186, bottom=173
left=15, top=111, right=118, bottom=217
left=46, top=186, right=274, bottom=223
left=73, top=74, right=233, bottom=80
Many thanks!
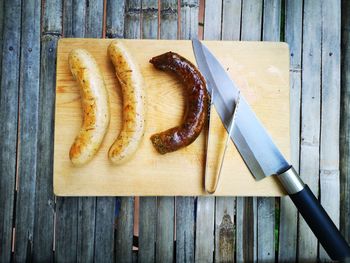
left=77, top=197, right=96, bottom=263
left=298, top=0, right=322, bottom=260
left=42, top=0, right=62, bottom=34
left=106, top=0, right=126, bottom=38
left=54, top=39, right=290, bottom=196
left=222, top=0, right=241, bottom=41
left=319, top=0, right=341, bottom=261
left=195, top=197, right=215, bottom=262
left=138, top=197, right=157, bottom=263
left=142, top=0, right=158, bottom=39
left=115, top=197, right=135, bottom=263
left=278, top=1, right=302, bottom=261
left=33, top=2, right=62, bottom=262
left=156, top=197, right=175, bottom=262
left=0, top=0, right=21, bottom=261
left=241, top=0, right=262, bottom=41
left=215, top=198, right=235, bottom=263
left=14, top=0, right=41, bottom=261
left=160, top=0, right=178, bottom=39
left=180, top=0, right=199, bottom=40
left=94, top=197, right=115, bottom=263
left=203, top=0, right=222, bottom=40
left=236, top=197, right=257, bottom=262
left=55, top=198, right=78, bottom=262
left=176, top=5, right=197, bottom=262
left=0, top=0, right=4, bottom=86
left=263, top=0, right=281, bottom=42
left=341, top=0, right=350, bottom=246
left=125, top=0, right=141, bottom=39
left=176, top=197, right=195, bottom=263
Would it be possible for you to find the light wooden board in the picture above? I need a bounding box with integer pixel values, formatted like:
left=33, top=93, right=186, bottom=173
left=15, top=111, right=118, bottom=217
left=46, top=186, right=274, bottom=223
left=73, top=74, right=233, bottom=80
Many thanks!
left=54, top=38, right=290, bottom=196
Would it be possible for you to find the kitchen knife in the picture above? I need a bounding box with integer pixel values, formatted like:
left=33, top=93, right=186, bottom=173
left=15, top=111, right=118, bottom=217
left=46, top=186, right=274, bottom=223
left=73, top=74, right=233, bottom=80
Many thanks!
left=192, top=39, right=350, bottom=260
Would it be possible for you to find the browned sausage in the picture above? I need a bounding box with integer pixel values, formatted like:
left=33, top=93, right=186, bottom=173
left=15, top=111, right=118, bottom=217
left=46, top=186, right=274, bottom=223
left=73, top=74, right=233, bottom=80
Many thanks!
left=149, top=52, right=208, bottom=154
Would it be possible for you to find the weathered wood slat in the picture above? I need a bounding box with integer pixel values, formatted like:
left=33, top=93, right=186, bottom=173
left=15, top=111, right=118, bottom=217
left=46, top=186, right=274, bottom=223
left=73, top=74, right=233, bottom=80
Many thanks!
left=203, top=0, right=222, bottom=40
left=241, top=0, right=262, bottom=41
left=14, top=0, right=41, bottom=261
left=0, top=0, right=4, bottom=86
left=180, top=0, right=198, bottom=40
left=55, top=0, right=87, bottom=262
left=176, top=3, right=197, bottom=262
left=236, top=197, right=257, bottom=262
left=341, top=0, right=350, bottom=246
left=236, top=1, right=262, bottom=261
left=195, top=197, right=215, bottom=262
left=42, top=0, right=62, bottom=34
left=85, top=0, right=104, bottom=37
left=77, top=197, right=96, bottom=263
left=33, top=1, right=62, bottom=262
left=62, top=0, right=86, bottom=37
left=0, top=0, right=21, bottom=261
left=138, top=2, right=157, bottom=261
left=263, top=0, right=281, bottom=42
left=106, top=0, right=126, bottom=38
left=298, top=0, right=322, bottom=260
left=125, top=0, right=141, bottom=39
left=160, top=0, right=178, bottom=39
left=142, top=0, right=158, bottom=39
left=115, top=197, right=135, bottom=262
left=138, top=197, right=157, bottom=263
left=256, top=1, right=281, bottom=262
left=55, top=198, right=78, bottom=262
left=278, top=1, right=302, bottom=261
left=94, top=197, right=115, bottom=263
left=221, top=0, right=241, bottom=41
left=156, top=197, right=175, bottom=262
left=176, top=197, right=195, bottom=263
left=319, top=0, right=341, bottom=261
left=215, top=198, right=235, bottom=263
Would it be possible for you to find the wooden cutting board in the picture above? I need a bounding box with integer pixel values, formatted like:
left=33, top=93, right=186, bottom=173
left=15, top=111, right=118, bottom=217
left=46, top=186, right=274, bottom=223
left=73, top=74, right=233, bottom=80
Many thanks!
left=54, top=39, right=290, bottom=196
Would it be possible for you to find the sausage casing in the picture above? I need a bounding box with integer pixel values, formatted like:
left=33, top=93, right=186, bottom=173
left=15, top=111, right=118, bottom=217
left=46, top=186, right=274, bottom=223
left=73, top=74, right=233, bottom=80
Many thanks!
left=149, top=52, right=208, bottom=154
left=108, top=41, right=146, bottom=164
left=69, top=49, right=110, bottom=166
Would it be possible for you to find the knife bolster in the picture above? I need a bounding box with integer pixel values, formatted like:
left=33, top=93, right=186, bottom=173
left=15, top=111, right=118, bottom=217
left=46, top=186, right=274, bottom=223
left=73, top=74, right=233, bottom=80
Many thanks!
left=277, top=166, right=305, bottom=194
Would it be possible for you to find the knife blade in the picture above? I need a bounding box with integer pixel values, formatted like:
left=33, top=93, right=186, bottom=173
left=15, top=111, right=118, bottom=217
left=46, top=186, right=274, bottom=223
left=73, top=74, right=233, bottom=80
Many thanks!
left=192, top=39, right=289, bottom=180
left=192, top=39, right=350, bottom=260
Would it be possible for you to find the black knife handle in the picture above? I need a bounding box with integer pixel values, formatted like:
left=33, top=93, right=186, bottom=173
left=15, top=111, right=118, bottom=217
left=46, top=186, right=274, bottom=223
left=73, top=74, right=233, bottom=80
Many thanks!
left=290, top=185, right=350, bottom=260
left=278, top=167, right=350, bottom=260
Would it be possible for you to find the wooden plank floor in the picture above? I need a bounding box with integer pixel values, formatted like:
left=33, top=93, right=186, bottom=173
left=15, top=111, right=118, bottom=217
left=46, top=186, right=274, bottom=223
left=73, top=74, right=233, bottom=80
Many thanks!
left=0, top=0, right=347, bottom=262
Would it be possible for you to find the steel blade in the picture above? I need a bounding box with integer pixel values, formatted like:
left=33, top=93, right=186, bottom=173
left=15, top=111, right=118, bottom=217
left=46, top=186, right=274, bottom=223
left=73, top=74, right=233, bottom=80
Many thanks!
left=192, top=39, right=290, bottom=180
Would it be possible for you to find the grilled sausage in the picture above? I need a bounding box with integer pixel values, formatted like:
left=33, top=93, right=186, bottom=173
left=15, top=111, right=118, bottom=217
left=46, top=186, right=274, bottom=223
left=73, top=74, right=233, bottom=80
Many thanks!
left=108, top=41, right=146, bottom=164
left=149, top=52, right=208, bottom=154
left=69, top=49, right=110, bottom=166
